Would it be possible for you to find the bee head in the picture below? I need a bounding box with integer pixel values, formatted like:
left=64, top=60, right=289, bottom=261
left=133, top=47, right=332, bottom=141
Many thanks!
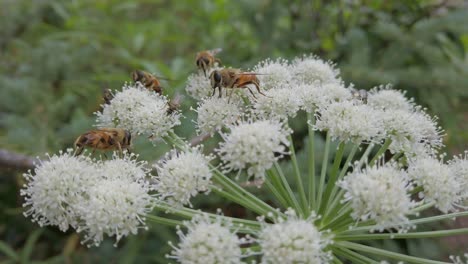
left=209, top=70, right=222, bottom=88
left=132, top=70, right=145, bottom=82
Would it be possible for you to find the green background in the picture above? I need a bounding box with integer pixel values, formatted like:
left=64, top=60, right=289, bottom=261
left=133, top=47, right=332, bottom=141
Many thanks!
left=1, top=0, right=467, bottom=263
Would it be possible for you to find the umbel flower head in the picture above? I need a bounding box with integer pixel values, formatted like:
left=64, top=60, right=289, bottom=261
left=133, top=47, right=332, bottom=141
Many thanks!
left=368, top=85, right=415, bottom=112
left=21, top=150, right=97, bottom=232
left=339, top=163, right=419, bottom=233
left=186, top=68, right=220, bottom=100
left=314, top=100, right=385, bottom=144
left=155, top=147, right=213, bottom=207
left=95, top=83, right=181, bottom=141
left=168, top=214, right=244, bottom=264
left=253, top=58, right=293, bottom=90
left=195, top=97, right=242, bottom=136
left=296, top=82, right=351, bottom=112
left=252, top=88, right=302, bottom=120
left=217, top=119, right=291, bottom=180
left=291, top=55, right=340, bottom=85
left=408, top=157, right=464, bottom=213
left=96, top=152, right=149, bottom=182
left=258, top=209, right=332, bottom=264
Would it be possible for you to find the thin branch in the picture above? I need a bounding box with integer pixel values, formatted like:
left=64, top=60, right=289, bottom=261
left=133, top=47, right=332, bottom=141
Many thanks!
left=0, top=149, right=39, bottom=171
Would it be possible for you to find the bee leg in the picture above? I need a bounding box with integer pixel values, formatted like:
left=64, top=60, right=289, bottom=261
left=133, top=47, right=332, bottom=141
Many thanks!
left=201, top=61, right=207, bottom=77
left=103, top=153, right=108, bottom=159
left=227, top=88, right=235, bottom=103
left=91, top=148, right=96, bottom=155
left=116, top=142, right=123, bottom=158
left=218, top=86, right=222, bottom=98
left=74, top=146, right=84, bottom=156
left=214, top=58, right=222, bottom=66
left=253, top=82, right=268, bottom=97
left=246, top=87, right=258, bottom=99
left=211, top=87, right=216, bottom=97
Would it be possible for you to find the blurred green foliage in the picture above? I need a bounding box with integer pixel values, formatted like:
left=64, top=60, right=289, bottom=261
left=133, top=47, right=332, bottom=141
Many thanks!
left=1, top=0, right=467, bottom=262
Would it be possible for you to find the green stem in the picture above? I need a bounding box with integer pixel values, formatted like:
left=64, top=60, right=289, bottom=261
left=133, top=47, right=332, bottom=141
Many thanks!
left=274, top=162, right=304, bottom=216
left=319, top=141, right=346, bottom=215
left=336, top=228, right=468, bottom=241
left=212, top=187, right=266, bottom=220
left=288, top=134, right=308, bottom=215
left=356, top=143, right=374, bottom=169
left=317, top=132, right=331, bottom=208
left=264, top=176, right=290, bottom=208
left=368, top=138, right=392, bottom=167
left=146, top=215, right=184, bottom=227
left=332, top=246, right=379, bottom=264
left=307, top=113, right=316, bottom=209
left=336, top=241, right=448, bottom=264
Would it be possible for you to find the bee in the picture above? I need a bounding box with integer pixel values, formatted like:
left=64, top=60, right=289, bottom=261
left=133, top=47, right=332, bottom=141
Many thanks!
left=132, top=70, right=163, bottom=95
left=195, top=48, right=222, bottom=76
left=74, top=128, right=132, bottom=157
left=209, top=68, right=267, bottom=100
left=102, top=88, right=114, bottom=105
left=166, top=94, right=183, bottom=115
left=350, top=88, right=368, bottom=104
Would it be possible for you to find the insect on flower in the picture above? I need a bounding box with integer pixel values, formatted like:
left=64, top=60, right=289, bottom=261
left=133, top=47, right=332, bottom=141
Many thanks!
left=132, top=70, right=168, bottom=95
left=209, top=68, right=268, bottom=102
left=74, top=128, right=132, bottom=157
left=195, top=48, right=222, bottom=76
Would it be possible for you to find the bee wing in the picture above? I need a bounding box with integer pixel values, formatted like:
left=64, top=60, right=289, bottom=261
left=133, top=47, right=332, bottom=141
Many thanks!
left=209, top=48, right=222, bottom=55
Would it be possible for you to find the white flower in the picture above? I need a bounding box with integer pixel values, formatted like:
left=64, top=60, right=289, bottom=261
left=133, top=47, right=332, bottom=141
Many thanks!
left=95, top=83, right=181, bottom=141
left=339, top=164, right=419, bottom=232
left=76, top=178, right=156, bottom=247
left=291, top=55, right=340, bottom=85
left=408, top=157, right=463, bottom=213
left=21, top=150, right=97, bottom=232
left=368, top=85, right=415, bottom=112
left=253, top=58, right=293, bottom=90
left=315, top=100, right=385, bottom=143
left=168, top=214, right=244, bottom=264
left=217, top=120, right=291, bottom=180
left=96, top=153, right=150, bottom=182
left=186, top=70, right=217, bottom=100
left=258, top=210, right=332, bottom=264
left=382, top=109, right=444, bottom=156
left=448, top=153, right=468, bottom=205
left=195, top=97, right=242, bottom=136
left=296, top=83, right=352, bottom=112
left=155, top=148, right=213, bottom=207
left=451, top=254, right=468, bottom=264
left=252, top=88, right=302, bottom=120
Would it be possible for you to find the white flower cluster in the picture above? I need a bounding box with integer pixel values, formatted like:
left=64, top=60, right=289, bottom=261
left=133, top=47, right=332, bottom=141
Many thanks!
left=21, top=150, right=156, bottom=247
left=258, top=209, right=332, bottom=264
left=217, top=119, right=291, bottom=180
left=195, top=97, right=242, bottom=136
left=315, top=100, right=385, bottom=144
left=296, top=82, right=351, bottom=112
left=253, top=58, right=293, bottom=90
left=155, top=148, right=213, bottom=207
left=408, top=157, right=465, bottom=213
left=339, top=164, right=419, bottom=232
left=451, top=254, right=468, bottom=264
left=290, top=55, right=340, bottom=85
left=368, top=85, right=415, bottom=112
left=168, top=214, right=245, bottom=264
left=252, top=88, right=302, bottom=120
left=96, top=83, right=181, bottom=142
left=186, top=67, right=221, bottom=100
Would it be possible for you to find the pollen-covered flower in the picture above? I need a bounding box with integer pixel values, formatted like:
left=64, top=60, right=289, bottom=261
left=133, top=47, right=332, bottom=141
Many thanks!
left=382, top=109, right=444, bottom=156
left=408, top=157, right=463, bottom=213
left=168, top=214, right=244, bottom=264
left=315, top=100, right=385, bottom=143
left=155, top=148, right=213, bottom=207
left=296, top=82, right=352, bottom=112
left=339, top=164, right=419, bottom=232
left=186, top=70, right=217, bottom=100
left=217, top=120, right=291, bottom=180
left=96, top=83, right=181, bottom=141
left=253, top=58, right=293, bottom=90
left=368, top=85, right=415, bottom=112
left=21, top=150, right=96, bottom=232
left=258, top=210, right=332, bottom=264
left=195, top=97, right=242, bottom=136
left=291, top=55, right=340, bottom=85
left=76, top=178, right=156, bottom=247
left=252, top=88, right=302, bottom=120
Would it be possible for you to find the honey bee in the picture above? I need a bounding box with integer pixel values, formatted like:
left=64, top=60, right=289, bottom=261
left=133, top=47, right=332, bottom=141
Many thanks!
left=195, top=48, right=222, bottom=76
left=209, top=68, right=267, bottom=100
left=74, top=128, right=132, bottom=157
left=132, top=70, right=163, bottom=95
left=166, top=94, right=183, bottom=115
left=350, top=88, right=368, bottom=104
left=102, top=88, right=113, bottom=105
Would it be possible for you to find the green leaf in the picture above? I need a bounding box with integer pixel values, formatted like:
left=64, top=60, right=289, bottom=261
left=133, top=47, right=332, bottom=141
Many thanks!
left=20, top=229, right=43, bottom=264
left=0, top=241, right=19, bottom=261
